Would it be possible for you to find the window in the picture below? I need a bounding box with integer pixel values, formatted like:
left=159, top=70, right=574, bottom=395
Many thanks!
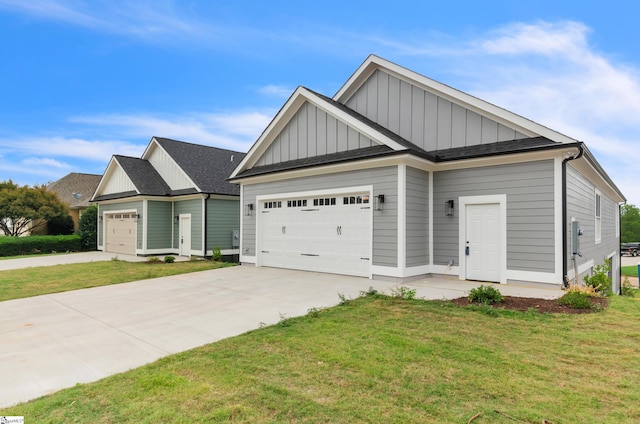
left=595, top=189, right=601, bottom=244
left=264, top=201, right=282, bottom=209
left=286, top=199, right=307, bottom=207
left=313, top=197, right=336, bottom=206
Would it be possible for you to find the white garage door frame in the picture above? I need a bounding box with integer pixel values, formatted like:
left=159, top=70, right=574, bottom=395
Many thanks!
left=256, top=185, right=374, bottom=277
left=458, top=195, right=507, bottom=284
left=102, top=209, right=138, bottom=256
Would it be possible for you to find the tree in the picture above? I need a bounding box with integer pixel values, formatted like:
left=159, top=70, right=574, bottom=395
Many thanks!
left=78, top=204, right=98, bottom=250
left=621, top=204, right=640, bottom=243
left=0, top=180, right=70, bottom=237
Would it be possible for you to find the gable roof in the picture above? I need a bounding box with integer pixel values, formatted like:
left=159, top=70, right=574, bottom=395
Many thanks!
left=47, top=172, right=102, bottom=209
left=334, top=55, right=578, bottom=145
left=115, top=155, right=173, bottom=196
left=152, top=137, right=245, bottom=195
left=92, top=137, right=245, bottom=202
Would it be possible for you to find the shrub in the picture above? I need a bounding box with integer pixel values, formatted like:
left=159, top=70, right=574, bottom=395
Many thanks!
left=78, top=205, right=98, bottom=251
left=391, top=286, right=417, bottom=300
left=47, top=214, right=75, bottom=235
left=212, top=247, right=222, bottom=261
left=565, top=284, right=599, bottom=297
left=146, top=256, right=162, bottom=263
left=584, top=260, right=612, bottom=295
left=621, top=277, right=636, bottom=297
left=0, top=234, right=81, bottom=256
left=557, top=291, right=592, bottom=309
left=468, top=285, right=503, bottom=305
left=164, top=256, right=175, bottom=263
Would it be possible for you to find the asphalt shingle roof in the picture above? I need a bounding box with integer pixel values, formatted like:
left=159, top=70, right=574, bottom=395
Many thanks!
left=154, top=137, right=245, bottom=195
left=115, top=155, right=172, bottom=196
left=47, top=172, right=102, bottom=209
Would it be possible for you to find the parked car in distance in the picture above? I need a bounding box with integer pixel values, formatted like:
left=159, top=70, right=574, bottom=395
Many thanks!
left=621, top=242, right=640, bottom=256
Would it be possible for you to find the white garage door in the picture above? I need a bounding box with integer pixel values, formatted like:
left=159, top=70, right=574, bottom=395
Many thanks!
left=105, top=213, right=136, bottom=256
left=258, top=192, right=371, bottom=277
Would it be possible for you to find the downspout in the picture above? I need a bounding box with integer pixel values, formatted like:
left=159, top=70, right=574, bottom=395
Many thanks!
left=562, top=144, right=584, bottom=288
left=204, top=194, right=211, bottom=258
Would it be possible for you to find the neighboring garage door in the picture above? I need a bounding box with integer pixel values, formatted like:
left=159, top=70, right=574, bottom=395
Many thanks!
left=105, top=212, right=137, bottom=255
left=258, top=192, right=371, bottom=277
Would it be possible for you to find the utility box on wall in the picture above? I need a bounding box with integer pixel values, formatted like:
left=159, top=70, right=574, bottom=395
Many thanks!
left=232, top=230, right=240, bottom=248
left=571, top=220, right=583, bottom=256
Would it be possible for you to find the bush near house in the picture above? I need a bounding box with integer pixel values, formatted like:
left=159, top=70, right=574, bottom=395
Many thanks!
left=0, top=235, right=81, bottom=257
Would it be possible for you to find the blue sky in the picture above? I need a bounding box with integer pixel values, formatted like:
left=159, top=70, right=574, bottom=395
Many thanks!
left=1, top=1, right=639, bottom=205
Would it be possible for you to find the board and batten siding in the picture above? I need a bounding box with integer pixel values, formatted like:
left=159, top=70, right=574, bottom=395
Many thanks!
left=147, top=143, right=193, bottom=190
left=207, top=198, right=240, bottom=250
left=345, top=69, right=528, bottom=152
left=255, top=102, right=377, bottom=167
left=173, top=199, right=202, bottom=251
left=406, top=167, right=429, bottom=267
left=147, top=201, right=173, bottom=250
left=566, top=164, right=619, bottom=277
left=101, top=165, right=135, bottom=195
left=433, top=160, right=555, bottom=272
left=242, top=166, right=398, bottom=267
left=98, top=200, right=143, bottom=248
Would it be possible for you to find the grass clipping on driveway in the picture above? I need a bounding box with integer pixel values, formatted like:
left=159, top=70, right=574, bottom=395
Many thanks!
left=0, top=259, right=234, bottom=301
left=3, top=292, right=640, bottom=423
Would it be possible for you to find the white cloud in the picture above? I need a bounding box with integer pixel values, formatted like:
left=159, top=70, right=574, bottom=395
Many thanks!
left=71, top=110, right=273, bottom=152
left=258, top=84, right=293, bottom=98
left=21, top=157, right=70, bottom=169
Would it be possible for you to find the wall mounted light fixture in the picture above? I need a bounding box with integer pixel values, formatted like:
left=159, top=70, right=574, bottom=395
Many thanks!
left=245, top=203, right=254, bottom=216
left=374, top=194, right=385, bottom=211
left=174, top=215, right=179, bottom=224
left=445, top=200, right=454, bottom=217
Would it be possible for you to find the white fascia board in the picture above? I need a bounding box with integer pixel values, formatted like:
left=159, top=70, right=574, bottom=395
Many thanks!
left=335, top=55, right=578, bottom=145
left=146, top=136, right=202, bottom=193
left=569, top=156, right=626, bottom=204
left=300, top=88, right=408, bottom=151
left=229, top=86, right=409, bottom=179
left=230, top=87, right=307, bottom=178
left=91, top=156, right=140, bottom=201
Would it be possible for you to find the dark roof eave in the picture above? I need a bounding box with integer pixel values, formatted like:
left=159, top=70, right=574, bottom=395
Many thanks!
left=230, top=149, right=407, bottom=181
left=231, top=140, right=581, bottom=181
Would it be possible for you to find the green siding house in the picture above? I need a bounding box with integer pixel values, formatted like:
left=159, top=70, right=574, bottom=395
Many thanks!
left=91, top=137, right=244, bottom=258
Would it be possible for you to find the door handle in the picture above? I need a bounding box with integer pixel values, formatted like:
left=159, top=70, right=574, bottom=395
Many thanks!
left=337, top=225, right=342, bottom=235
left=282, top=226, right=286, bottom=234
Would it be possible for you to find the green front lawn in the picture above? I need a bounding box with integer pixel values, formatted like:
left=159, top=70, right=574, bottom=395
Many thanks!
left=0, top=259, right=234, bottom=302
left=3, top=292, right=640, bottom=423
left=622, top=266, right=638, bottom=277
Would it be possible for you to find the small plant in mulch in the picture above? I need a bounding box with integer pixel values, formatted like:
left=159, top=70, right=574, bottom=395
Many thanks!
left=145, top=256, right=162, bottom=264
left=468, top=285, right=504, bottom=305
left=557, top=291, right=592, bottom=309
left=164, top=256, right=175, bottom=263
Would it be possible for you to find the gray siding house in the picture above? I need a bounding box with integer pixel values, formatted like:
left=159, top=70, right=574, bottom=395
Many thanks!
left=230, top=55, right=625, bottom=290
left=91, top=137, right=245, bottom=258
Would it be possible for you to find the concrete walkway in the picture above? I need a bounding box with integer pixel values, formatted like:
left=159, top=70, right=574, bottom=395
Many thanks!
left=0, top=254, right=562, bottom=408
left=0, top=251, right=187, bottom=271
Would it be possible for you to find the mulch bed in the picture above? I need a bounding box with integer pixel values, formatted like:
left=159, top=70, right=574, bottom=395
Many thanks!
left=449, top=296, right=608, bottom=314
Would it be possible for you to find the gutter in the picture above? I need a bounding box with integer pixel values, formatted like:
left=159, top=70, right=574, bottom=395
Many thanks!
left=562, top=143, right=584, bottom=288
left=203, top=193, right=211, bottom=258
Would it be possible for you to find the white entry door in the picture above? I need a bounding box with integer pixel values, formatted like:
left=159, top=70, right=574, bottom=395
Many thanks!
left=465, top=203, right=500, bottom=282
left=258, top=193, right=371, bottom=277
left=179, top=214, right=191, bottom=257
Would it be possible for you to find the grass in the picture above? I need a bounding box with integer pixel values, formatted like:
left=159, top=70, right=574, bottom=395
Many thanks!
left=3, top=292, right=640, bottom=423
left=0, top=259, right=234, bottom=301
left=622, top=265, right=638, bottom=277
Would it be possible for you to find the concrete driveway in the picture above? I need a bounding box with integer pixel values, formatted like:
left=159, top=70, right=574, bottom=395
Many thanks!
left=0, top=256, right=562, bottom=408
